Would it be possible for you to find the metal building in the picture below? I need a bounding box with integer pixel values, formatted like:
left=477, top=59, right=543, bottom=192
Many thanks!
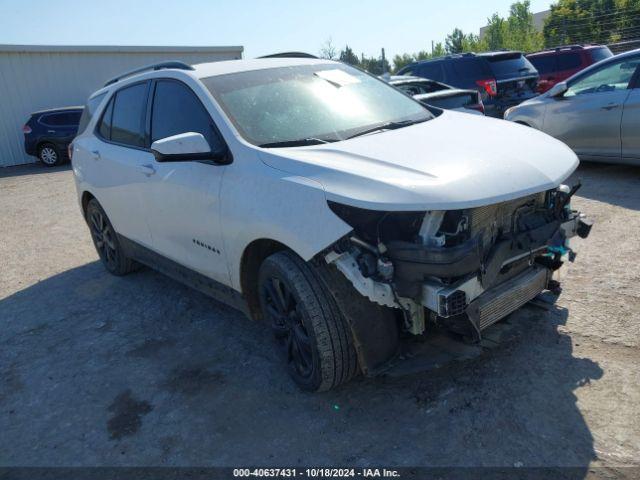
left=0, top=44, right=243, bottom=167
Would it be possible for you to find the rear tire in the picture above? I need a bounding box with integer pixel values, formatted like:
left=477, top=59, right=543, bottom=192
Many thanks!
left=86, top=199, right=138, bottom=276
left=258, top=251, right=358, bottom=391
left=38, top=143, right=62, bottom=166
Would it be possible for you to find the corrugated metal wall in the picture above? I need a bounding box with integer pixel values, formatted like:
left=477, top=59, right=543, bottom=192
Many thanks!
left=0, top=46, right=243, bottom=167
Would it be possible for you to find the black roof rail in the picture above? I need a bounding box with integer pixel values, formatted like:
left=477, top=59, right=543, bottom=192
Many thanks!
left=258, top=51, right=319, bottom=59
left=103, top=61, right=195, bottom=87
left=544, top=44, right=586, bottom=52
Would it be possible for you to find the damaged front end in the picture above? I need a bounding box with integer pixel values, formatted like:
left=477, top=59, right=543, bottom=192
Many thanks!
left=324, top=184, right=592, bottom=346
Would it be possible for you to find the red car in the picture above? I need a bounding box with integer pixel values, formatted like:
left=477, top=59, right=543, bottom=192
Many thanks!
left=526, top=45, right=613, bottom=93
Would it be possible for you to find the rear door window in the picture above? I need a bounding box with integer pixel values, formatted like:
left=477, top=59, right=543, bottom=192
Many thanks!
left=109, top=82, right=149, bottom=147
left=150, top=80, right=222, bottom=150
left=528, top=55, right=557, bottom=75
left=557, top=53, right=582, bottom=71
left=484, top=53, right=537, bottom=80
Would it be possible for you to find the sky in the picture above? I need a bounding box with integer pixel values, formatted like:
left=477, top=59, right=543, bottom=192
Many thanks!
left=0, top=0, right=551, bottom=60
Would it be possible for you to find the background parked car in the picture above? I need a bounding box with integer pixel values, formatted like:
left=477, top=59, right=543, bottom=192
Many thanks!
left=397, top=51, right=539, bottom=118
left=23, top=106, right=83, bottom=166
left=527, top=44, right=613, bottom=94
left=505, top=49, right=640, bottom=165
left=387, top=75, right=484, bottom=114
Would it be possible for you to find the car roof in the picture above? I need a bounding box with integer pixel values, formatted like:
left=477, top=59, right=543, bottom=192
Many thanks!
left=476, top=50, right=523, bottom=57
left=32, top=106, right=83, bottom=115
left=527, top=44, right=607, bottom=57
left=192, top=57, right=339, bottom=78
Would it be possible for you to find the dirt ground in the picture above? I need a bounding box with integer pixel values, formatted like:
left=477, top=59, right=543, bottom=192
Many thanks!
left=1, top=162, right=639, bottom=476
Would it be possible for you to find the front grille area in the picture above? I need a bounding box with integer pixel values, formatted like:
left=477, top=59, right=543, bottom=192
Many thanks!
left=471, top=267, right=549, bottom=330
left=467, top=193, right=545, bottom=250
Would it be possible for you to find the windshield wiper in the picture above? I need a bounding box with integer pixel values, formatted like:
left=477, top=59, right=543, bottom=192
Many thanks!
left=259, top=137, right=338, bottom=148
left=346, top=118, right=428, bottom=140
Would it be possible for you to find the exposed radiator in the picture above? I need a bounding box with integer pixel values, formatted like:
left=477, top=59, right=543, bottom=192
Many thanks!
left=467, top=193, right=545, bottom=249
left=468, top=267, right=549, bottom=331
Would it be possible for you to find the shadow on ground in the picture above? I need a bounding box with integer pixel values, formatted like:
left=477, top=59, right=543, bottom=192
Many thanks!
left=0, top=259, right=603, bottom=473
left=0, top=163, right=71, bottom=179
left=569, top=163, right=640, bottom=210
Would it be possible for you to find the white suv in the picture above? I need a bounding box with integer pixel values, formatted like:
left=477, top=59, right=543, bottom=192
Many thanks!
left=71, top=58, right=591, bottom=391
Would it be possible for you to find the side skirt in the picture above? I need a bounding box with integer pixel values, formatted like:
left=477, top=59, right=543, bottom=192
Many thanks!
left=118, top=235, right=251, bottom=318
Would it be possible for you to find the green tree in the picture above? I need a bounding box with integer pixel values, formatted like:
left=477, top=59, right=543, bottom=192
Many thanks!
left=446, top=28, right=466, bottom=53
left=339, top=45, right=360, bottom=66
left=543, top=0, right=640, bottom=47
left=505, top=0, right=543, bottom=51
left=392, top=53, right=415, bottom=72
left=360, top=54, right=391, bottom=75
left=432, top=42, right=446, bottom=57
left=484, top=13, right=506, bottom=50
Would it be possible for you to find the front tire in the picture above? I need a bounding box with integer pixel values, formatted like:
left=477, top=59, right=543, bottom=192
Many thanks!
left=86, top=199, right=137, bottom=276
left=38, top=143, right=62, bottom=166
left=258, top=251, right=358, bottom=391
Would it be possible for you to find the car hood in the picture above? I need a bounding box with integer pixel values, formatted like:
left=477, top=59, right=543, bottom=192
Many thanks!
left=258, top=110, right=579, bottom=211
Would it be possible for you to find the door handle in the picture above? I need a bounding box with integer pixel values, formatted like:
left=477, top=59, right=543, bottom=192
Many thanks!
left=139, top=163, right=156, bottom=177
left=91, top=150, right=101, bottom=160
left=47, top=130, right=56, bottom=133
left=601, top=104, right=619, bottom=111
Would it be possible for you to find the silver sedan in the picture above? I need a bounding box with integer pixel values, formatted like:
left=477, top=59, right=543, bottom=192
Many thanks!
left=505, top=49, right=640, bottom=165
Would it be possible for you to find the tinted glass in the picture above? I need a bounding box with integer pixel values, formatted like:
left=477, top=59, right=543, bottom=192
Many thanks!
left=151, top=80, right=221, bottom=149
left=528, top=55, right=557, bottom=75
left=450, top=58, right=490, bottom=80
left=41, top=112, right=81, bottom=126
left=202, top=64, right=431, bottom=147
left=98, top=97, right=114, bottom=140
left=557, top=53, right=582, bottom=71
left=78, top=93, right=106, bottom=133
left=590, top=47, right=613, bottom=63
left=395, top=81, right=446, bottom=95
left=416, top=62, right=444, bottom=82
left=425, top=93, right=475, bottom=110
left=110, top=82, right=148, bottom=147
left=567, top=58, right=640, bottom=96
left=484, top=53, right=536, bottom=79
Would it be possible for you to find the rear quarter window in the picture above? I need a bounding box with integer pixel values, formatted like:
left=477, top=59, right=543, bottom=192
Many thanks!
left=416, top=62, right=445, bottom=82
left=557, top=53, right=582, bottom=71
left=528, top=55, right=557, bottom=75
left=590, top=47, right=613, bottom=64
left=40, top=111, right=82, bottom=127
left=78, top=93, right=107, bottom=134
left=450, top=58, right=490, bottom=80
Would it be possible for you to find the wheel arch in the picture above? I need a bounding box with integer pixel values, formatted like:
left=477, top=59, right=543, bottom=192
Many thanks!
left=80, top=190, right=96, bottom=217
left=239, top=238, right=294, bottom=320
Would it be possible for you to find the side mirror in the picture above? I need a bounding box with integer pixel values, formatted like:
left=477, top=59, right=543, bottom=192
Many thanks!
left=547, top=81, right=568, bottom=98
left=150, top=132, right=231, bottom=164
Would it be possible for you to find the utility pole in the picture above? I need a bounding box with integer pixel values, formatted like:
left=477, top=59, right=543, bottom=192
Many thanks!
left=431, top=40, right=434, bottom=55
left=381, top=47, right=387, bottom=74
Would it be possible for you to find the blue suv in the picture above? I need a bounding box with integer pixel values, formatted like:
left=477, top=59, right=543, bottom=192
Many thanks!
left=23, top=107, right=83, bottom=166
left=398, top=52, right=539, bottom=118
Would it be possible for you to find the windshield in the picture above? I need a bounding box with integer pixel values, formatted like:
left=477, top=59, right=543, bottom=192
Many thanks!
left=201, top=64, right=432, bottom=147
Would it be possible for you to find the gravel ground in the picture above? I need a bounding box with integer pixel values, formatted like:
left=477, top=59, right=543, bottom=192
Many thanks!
left=1, top=162, right=639, bottom=476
